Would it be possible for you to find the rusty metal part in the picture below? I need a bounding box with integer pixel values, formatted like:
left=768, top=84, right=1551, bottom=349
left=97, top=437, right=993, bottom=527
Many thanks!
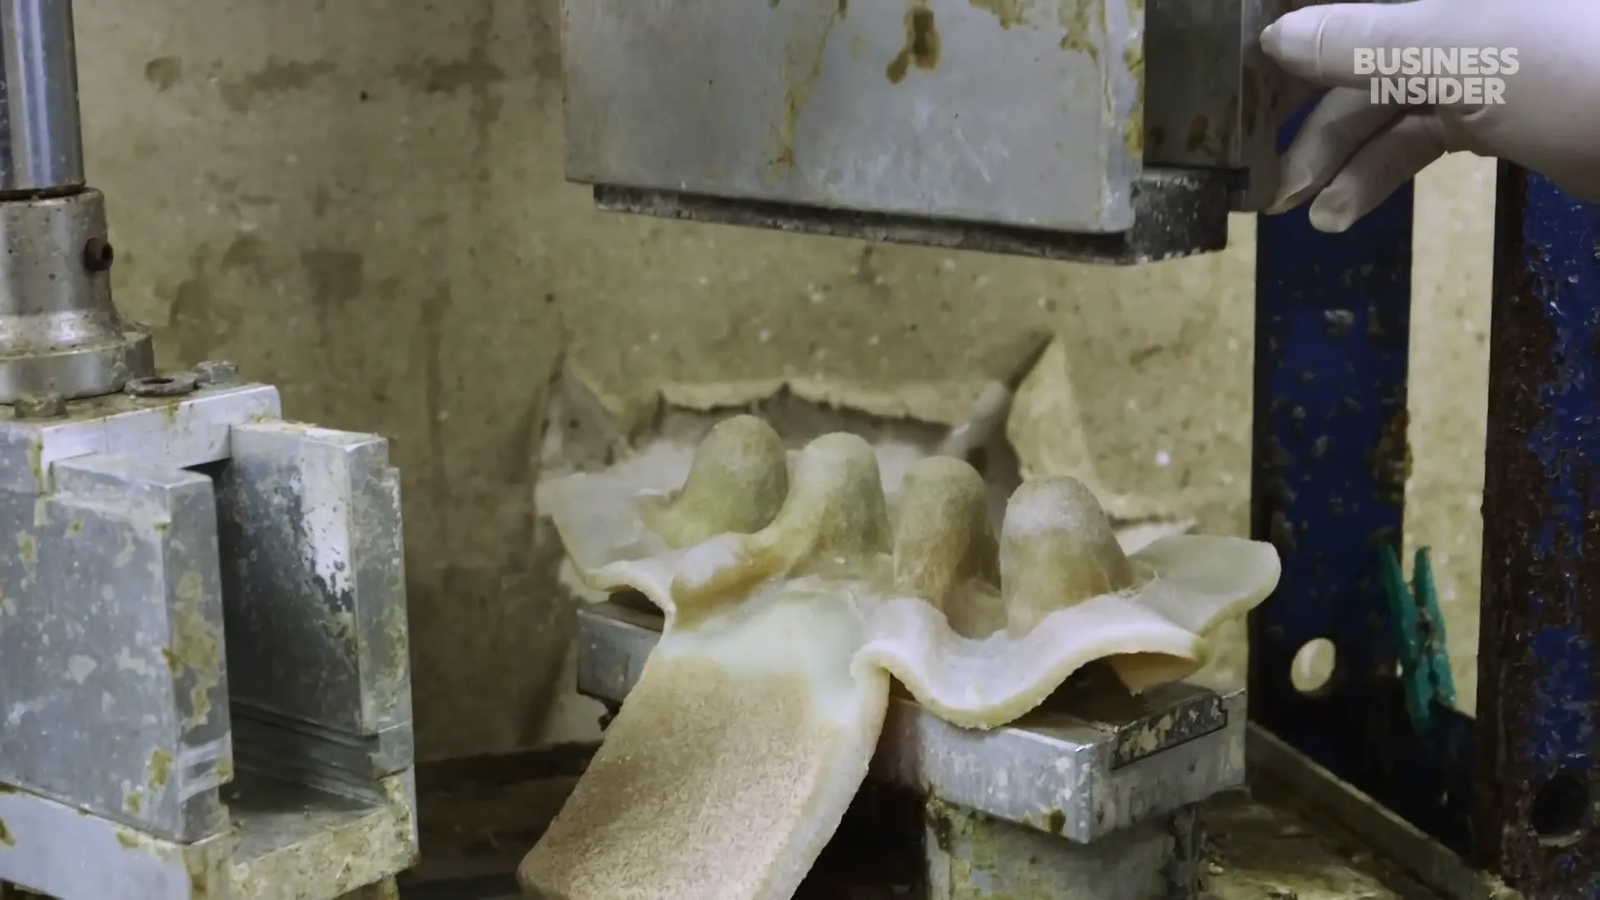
left=1474, top=163, right=1600, bottom=897
left=1144, top=0, right=1291, bottom=210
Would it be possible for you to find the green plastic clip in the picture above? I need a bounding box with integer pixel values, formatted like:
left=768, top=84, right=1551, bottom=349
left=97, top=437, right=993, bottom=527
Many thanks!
left=1380, top=545, right=1456, bottom=734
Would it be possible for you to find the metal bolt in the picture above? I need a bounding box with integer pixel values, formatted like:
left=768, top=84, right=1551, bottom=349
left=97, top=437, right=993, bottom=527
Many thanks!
left=125, top=373, right=197, bottom=398
left=13, top=392, right=66, bottom=419
left=192, top=359, right=240, bottom=386
left=82, top=237, right=114, bottom=273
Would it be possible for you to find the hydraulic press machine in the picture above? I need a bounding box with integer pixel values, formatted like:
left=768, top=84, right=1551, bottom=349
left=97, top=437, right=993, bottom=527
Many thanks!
left=1, top=0, right=1596, bottom=898
left=0, top=3, right=419, bottom=899
left=557, top=0, right=1600, bottom=899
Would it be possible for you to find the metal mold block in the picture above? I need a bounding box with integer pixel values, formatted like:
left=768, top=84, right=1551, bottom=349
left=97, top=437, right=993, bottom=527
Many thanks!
left=563, top=0, right=1145, bottom=235
left=215, top=421, right=412, bottom=739
left=574, top=600, right=1246, bottom=843
left=562, top=0, right=1284, bottom=259
left=0, top=396, right=266, bottom=841
left=0, top=378, right=418, bottom=900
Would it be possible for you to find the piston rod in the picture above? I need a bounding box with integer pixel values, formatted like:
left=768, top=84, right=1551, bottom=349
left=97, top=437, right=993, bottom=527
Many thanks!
left=0, top=0, right=153, bottom=404
left=0, top=0, right=84, bottom=197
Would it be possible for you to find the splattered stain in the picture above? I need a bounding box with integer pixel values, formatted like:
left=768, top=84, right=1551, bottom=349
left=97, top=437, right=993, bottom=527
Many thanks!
left=144, top=57, right=183, bottom=92
left=769, top=4, right=847, bottom=174
left=1185, top=114, right=1211, bottom=153
left=216, top=58, right=336, bottom=113
left=886, top=3, right=942, bottom=84
left=1123, top=43, right=1145, bottom=157
left=1059, top=0, right=1102, bottom=63
left=968, top=0, right=1026, bottom=29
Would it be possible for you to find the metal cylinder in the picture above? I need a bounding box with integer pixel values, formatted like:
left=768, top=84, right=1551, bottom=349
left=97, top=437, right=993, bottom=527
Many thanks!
left=0, top=0, right=84, bottom=195
left=0, top=189, right=153, bottom=401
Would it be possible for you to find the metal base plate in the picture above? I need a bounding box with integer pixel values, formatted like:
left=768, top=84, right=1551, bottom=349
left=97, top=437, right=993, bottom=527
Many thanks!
left=0, top=772, right=417, bottom=900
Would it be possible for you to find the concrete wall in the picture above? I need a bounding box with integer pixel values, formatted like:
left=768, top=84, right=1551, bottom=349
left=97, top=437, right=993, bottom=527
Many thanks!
left=76, top=0, right=1494, bottom=761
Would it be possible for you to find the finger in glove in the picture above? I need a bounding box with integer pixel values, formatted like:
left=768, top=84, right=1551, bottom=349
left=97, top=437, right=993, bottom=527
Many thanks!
left=1307, top=114, right=1451, bottom=233
left=1268, top=88, right=1402, bottom=214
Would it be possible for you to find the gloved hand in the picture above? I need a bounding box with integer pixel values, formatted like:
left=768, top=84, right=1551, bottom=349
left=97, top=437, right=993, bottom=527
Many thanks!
left=1260, top=0, right=1600, bottom=232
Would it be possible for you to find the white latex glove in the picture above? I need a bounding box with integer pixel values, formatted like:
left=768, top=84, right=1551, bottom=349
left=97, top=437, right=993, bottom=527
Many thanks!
left=1261, top=0, right=1600, bottom=232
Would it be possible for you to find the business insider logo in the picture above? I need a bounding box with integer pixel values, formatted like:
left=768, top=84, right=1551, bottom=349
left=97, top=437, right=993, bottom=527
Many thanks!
left=1356, top=47, right=1519, bottom=105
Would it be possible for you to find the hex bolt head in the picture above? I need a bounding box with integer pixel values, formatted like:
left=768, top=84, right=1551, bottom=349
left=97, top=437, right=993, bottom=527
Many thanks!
left=193, top=359, right=240, bottom=386
left=82, top=237, right=115, bottom=273
left=13, top=392, right=66, bottom=419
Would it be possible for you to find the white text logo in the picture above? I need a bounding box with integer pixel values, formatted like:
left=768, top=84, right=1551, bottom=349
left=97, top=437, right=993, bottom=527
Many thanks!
left=1355, top=47, right=1519, bottom=105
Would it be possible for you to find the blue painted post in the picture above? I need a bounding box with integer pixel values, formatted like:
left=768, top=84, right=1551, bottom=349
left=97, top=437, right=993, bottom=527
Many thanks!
left=1475, top=163, right=1600, bottom=895
left=1249, top=105, right=1474, bottom=852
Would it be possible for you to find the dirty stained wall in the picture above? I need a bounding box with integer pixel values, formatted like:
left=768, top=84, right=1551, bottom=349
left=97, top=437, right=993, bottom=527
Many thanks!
left=75, top=0, right=1493, bottom=761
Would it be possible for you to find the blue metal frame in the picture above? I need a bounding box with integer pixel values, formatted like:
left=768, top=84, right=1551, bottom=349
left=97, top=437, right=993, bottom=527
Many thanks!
left=1474, top=163, right=1600, bottom=896
left=1250, top=109, right=1600, bottom=896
